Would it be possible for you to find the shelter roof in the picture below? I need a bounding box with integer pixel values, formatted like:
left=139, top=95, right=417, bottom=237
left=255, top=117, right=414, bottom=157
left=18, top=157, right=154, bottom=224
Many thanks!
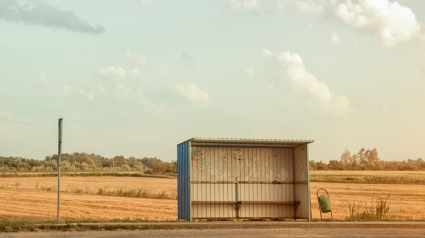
left=178, top=138, right=314, bottom=147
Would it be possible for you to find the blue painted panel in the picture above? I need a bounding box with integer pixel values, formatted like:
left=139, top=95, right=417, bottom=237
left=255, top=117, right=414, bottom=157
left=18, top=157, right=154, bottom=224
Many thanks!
left=177, top=140, right=191, bottom=220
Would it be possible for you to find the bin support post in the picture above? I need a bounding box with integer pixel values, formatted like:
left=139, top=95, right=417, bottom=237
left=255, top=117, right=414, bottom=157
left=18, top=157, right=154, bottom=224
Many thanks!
left=292, top=148, right=296, bottom=221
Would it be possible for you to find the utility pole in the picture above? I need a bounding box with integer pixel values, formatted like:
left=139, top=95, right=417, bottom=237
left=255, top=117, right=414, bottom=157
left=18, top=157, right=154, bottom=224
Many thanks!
left=57, top=118, right=63, bottom=223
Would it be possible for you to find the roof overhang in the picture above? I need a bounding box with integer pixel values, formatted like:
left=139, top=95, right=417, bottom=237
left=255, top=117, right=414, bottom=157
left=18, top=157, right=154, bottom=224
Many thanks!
left=180, top=138, right=314, bottom=148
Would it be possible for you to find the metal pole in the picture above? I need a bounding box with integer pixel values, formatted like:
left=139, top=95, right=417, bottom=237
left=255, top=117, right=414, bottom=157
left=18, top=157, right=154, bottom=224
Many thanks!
left=292, top=147, right=296, bottom=221
left=57, top=118, right=63, bottom=223
left=57, top=160, right=60, bottom=223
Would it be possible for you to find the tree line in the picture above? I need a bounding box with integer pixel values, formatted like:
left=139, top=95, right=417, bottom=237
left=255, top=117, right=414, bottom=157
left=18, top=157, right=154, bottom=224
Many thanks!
left=0, top=152, right=177, bottom=174
left=309, top=148, right=425, bottom=171
left=2, top=148, right=424, bottom=172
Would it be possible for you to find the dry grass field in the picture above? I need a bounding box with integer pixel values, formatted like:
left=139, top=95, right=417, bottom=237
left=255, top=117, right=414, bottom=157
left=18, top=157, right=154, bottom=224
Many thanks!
left=310, top=182, right=425, bottom=220
left=0, top=189, right=177, bottom=223
left=0, top=176, right=177, bottom=223
left=0, top=176, right=177, bottom=196
left=310, top=170, right=425, bottom=183
left=309, top=171, right=425, bottom=220
left=0, top=172, right=423, bottom=223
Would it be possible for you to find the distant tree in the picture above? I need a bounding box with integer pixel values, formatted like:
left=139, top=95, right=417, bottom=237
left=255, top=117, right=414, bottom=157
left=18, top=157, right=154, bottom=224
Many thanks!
left=351, top=154, right=359, bottom=168
left=340, top=148, right=351, bottom=164
left=329, top=160, right=339, bottom=170
left=309, top=160, right=317, bottom=170
left=358, top=148, right=367, bottom=165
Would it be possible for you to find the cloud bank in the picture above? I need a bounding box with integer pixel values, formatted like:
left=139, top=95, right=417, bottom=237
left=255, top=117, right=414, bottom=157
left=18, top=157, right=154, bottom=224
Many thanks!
left=278, top=0, right=421, bottom=48
left=99, top=67, right=127, bottom=80
left=244, top=68, right=255, bottom=76
left=0, top=0, right=105, bottom=34
left=125, top=51, right=146, bottom=67
left=263, top=49, right=351, bottom=116
left=277, top=0, right=324, bottom=15
left=228, top=0, right=261, bottom=12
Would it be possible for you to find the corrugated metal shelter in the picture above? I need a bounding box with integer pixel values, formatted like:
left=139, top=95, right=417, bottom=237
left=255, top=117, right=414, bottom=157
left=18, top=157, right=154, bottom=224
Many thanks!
left=177, top=138, right=314, bottom=221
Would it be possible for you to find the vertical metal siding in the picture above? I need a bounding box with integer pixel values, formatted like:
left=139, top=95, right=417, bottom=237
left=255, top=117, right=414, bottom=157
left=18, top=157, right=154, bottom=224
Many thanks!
left=191, top=146, right=301, bottom=219
left=177, top=141, right=191, bottom=220
left=294, top=146, right=309, bottom=219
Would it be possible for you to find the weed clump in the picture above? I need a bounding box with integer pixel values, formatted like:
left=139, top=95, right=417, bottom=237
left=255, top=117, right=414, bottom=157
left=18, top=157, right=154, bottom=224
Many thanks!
left=94, top=187, right=176, bottom=200
left=345, top=195, right=391, bottom=221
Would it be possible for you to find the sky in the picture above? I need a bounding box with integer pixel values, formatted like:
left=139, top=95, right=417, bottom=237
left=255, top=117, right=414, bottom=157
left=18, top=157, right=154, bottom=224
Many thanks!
left=1, top=0, right=425, bottom=162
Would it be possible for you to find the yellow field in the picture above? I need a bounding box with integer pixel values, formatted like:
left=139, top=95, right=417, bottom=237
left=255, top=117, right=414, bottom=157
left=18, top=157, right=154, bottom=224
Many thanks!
left=310, top=170, right=425, bottom=184
left=310, top=171, right=425, bottom=176
left=0, top=189, right=177, bottom=223
left=0, top=176, right=177, bottom=195
left=310, top=182, right=425, bottom=220
left=0, top=174, right=423, bottom=222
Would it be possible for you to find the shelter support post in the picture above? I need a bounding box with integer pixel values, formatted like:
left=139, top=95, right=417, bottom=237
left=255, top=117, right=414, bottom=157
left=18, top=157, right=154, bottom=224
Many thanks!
left=307, top=145, right=311, bottom=221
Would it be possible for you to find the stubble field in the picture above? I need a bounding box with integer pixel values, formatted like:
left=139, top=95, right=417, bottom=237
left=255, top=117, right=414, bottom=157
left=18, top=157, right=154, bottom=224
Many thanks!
left=0, top=171, right=423, bottom=223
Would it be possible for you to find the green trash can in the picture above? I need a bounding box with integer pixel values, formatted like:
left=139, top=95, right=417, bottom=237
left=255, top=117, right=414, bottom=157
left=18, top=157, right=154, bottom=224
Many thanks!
left=319, top=195, right=331, bottom=213
left=317, top=188, right=333, bottom=220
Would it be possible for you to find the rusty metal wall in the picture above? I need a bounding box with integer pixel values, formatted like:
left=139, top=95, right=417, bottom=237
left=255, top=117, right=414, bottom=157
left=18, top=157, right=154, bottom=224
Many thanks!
left=294, top=145, right=309, bottom=219
left=190, top=146, right=308, bottom=219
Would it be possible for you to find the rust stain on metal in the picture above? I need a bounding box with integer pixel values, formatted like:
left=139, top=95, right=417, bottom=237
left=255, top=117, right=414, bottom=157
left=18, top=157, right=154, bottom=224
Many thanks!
left=192, top=157, right=199, bottom=167
left=232, top=149, right=241, bottom=159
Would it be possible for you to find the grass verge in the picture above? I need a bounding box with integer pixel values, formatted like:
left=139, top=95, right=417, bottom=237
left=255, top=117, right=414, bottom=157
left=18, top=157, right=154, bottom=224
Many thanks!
left=310, top=174, right=425, bottom=184
left=345, top=195, right=392, bottom=221
left=0, top=172, right=176, bottom=178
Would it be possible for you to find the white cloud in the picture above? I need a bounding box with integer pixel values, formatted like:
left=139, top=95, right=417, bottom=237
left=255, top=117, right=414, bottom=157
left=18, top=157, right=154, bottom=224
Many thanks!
left=63, top=85, right=72, bottom=95
left=80, top=90, right=94, bottom=101
left=277, top=0, right=324, bottom=15
left=331, top=31, right=341, bottom=44
left=133, top=89, right=165, bottom=113
left=244, top=68, right=255, bottom=76
left=99, top=67, right=126, bottom=80
left=173, top=82, right=212, bottom=107
left=382, top=104, right=391, bottom=113
left=129, top=68, right=139, bottom=77
left=36, top=71, right=49, bottom=88
left=136, top=88, right=151, bottom=105
left=125, top=51, right=146, bottom=66
left=141, top=0, right=150, bottom=4
left=262, top=49, right=351, bottom=116
left=116, top=83, right=132, bottom=95
left=326, top=0, right=421, bottom=48
left=229, top=0, right=261, bottom=12
left=280, top=0, right=421, bottom=48
left=86, top=93, right=94, bottom=101
left=0, top=0, right=105, bottom=34
left=308, top=24, right=314, bottom=29
left=0, top=110, right=13, bottom=120
left=97, top=83, right=106, bottom=93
